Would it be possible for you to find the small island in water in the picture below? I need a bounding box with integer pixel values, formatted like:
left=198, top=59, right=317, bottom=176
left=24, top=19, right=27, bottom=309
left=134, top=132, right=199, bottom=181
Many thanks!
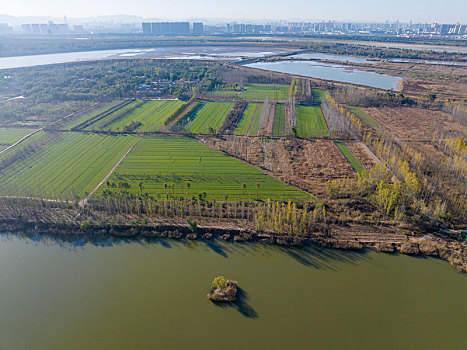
left=207, top=276, right=238, bottom=302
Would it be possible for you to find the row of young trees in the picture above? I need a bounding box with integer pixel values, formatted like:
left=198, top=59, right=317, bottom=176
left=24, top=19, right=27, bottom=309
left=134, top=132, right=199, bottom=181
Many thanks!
left=218, top=101, right=248, bottom=134
left=321, top=93, right=357, bottom=138
left=432, top=132, right=467, bottom=181
left=0, top=194, right=330, bottom=237
left=323, top=93, right=466, bottom=223
left=163, top=88, right=198, bottom=128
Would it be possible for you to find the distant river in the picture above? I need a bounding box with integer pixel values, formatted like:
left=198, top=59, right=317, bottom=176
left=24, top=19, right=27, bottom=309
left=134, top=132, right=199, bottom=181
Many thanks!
left=0, top=233, right=466, bottom=349
left=245, top=60, right=402, bottom=90
left=0, top=46, right=289, bottom=70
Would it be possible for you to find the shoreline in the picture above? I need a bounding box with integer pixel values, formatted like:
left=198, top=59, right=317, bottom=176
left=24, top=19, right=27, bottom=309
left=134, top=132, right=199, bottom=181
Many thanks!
left=1, top=218, right=466, bottom=274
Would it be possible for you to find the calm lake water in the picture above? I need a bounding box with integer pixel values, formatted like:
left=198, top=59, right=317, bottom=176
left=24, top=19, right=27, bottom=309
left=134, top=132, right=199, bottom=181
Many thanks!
left=0, top=46, right=288, bottom=70
left=0, top=233, right=466, bottom=349
left=245, top=60, right=402, bottom=91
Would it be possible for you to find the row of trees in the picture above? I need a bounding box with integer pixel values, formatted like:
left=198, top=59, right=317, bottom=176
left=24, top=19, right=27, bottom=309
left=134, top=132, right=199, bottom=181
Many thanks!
left=321, top=93, right=357, bottom=138
left=323, top=93, right=466, bottom=223
left=218, top=101, right=248, bottom=134
left=0, top=194, right=330, bottom=237
left=163, top=88, right=198, bottom=128
left=432, top=132, right=467, bottom=181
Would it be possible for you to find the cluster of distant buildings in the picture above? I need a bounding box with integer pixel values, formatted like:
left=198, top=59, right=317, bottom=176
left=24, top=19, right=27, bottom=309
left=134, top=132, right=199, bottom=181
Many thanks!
left=0, top=19, right=465, bottom=37
left=140, top=21, right=467, bottom=37
left=142, top=22, right=204, bottom=35
left=21, top=21, right=74, bottom=35
left=222, top=21, right=467, bottom=36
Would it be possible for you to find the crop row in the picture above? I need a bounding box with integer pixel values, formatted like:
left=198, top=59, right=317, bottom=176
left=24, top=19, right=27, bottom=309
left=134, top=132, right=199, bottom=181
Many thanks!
left=101, top=100, right=184, bottom=132
left=233, top=103, right=262, bottom=136
left=295, top=105, right=330, bottom=137
left=273, top=104, right=285, bottom=136
left=238, top=84, right=290, bottom=101
left=185, top=102, right=234, bottom=134
left=72, top=100, right=134, bottom=131
left=98, top=136, right=311, bottom=201
left=0, top=132, right=139, bottom=199
left=63, top=101, right=121, bottom=130
left=86, top=100, right=144, bottom=131
left=0, top=128, right=36, bottom=145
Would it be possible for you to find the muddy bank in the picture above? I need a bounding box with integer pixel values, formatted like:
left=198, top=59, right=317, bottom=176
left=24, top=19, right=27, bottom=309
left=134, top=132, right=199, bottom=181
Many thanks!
left=1, top=218, right=466, bottom=274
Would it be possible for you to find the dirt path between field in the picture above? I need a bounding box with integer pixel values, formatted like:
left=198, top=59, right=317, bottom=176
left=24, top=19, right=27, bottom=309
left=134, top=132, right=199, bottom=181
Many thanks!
left=0, top=195, right=70, bottom=203
left=0, top=129, right=42, bottom=155
left=358, top=141, right=382, bottom=166
left=0, top=104, right=99, bottom=156
left=264, top=102, right=276, bottom=136
left=81, top=136, right=142, bottom=205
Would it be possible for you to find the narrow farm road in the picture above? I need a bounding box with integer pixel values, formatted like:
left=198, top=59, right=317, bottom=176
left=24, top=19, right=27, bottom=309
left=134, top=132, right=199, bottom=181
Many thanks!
left=0, top=129, right=42, bottom=155
left=80, top=136, right=142, bottom=206
left=0, top=103, right=99, bottom=156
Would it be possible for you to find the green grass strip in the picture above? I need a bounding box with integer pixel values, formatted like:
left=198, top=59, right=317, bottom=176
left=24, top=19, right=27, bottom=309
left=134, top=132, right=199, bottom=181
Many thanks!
left=345, top=105, right=380, bottom=128
left=334, top=141, right=366, bottom=175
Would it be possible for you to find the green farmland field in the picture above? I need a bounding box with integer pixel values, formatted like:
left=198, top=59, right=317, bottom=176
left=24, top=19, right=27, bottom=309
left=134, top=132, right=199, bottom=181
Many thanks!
left=233, top=103, right=263, bottom=136
left=63, top=101, right=121, bottom=130
left=100, top=100, right=184, bottom=132
left=239, top=84, right=290, bottom=101
left=0, top=133, right=139, bottom=199
left=334, top=141, right=366, bottom=175
left=345, top=105, right=380, bottom=128
left=273, top=104, right=285, bottom=136
left=84, top=100, right=143, bottom=131
left=98, top=136, right=311, bottom=201
left=295, top=105, right=330, bottom=137
left=0, top=128, right=36, bottom=147
left=0, top=131, right=46, bottom=163
left=313, top=89, right=326, bottom=103
left=185, top=101, right=234, bottom=134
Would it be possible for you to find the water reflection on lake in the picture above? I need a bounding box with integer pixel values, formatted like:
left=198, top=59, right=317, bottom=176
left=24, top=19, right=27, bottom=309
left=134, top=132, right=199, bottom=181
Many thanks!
left=0, top=46, right=288, bottom=70
left=0, top=231, right=466, bottom=349
left=245, top=60, right=402, bottom=90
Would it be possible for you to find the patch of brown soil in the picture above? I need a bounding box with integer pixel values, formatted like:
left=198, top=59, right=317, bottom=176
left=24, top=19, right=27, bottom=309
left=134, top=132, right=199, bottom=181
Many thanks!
left=345, top=141, right=378, bottom=171
left=198, top=136, right=355, bottom=197
left=362, top=106, right=466, bottom=140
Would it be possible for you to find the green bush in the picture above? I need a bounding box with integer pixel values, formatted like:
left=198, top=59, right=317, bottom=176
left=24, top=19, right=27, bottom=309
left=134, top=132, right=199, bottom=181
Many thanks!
left=211, top=276, right=228, bottom=290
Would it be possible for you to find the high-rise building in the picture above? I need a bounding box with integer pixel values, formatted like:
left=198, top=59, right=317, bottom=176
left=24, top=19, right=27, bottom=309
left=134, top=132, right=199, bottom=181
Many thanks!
left=142, top=22, right=152, bottom=34
left=141, top=22, right=191, bottom=35
left=193, top=22, right=204, bottom=34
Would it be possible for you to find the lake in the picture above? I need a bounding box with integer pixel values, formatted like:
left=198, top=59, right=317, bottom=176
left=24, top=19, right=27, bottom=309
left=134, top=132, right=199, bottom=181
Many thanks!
left=244, top=60, right=402, bottom=90
left=0, top=232, right=466, bottom=349
left=0, top=46, right=289, bottom=70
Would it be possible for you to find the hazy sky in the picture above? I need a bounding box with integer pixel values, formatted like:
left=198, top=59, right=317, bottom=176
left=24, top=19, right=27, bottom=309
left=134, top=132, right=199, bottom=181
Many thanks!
left=1, top=0, right=466, bottom=23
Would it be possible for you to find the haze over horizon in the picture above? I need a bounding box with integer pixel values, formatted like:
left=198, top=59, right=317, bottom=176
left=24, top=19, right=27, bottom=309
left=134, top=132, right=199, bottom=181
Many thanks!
left=0, top=0, right=466, bottom=23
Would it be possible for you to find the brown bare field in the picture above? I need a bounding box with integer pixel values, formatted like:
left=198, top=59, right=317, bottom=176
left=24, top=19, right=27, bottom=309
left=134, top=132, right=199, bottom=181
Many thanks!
left=198, top=135, right=355, bottom=197
left=360, top=61, right=467, bottom=100
left=361, top=106, right=466, bottom=140
left=345, top=141, right=378, bottom=171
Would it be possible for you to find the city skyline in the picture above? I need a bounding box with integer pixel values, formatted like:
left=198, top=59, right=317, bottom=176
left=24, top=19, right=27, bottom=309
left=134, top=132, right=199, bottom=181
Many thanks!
left=0, top=0, right=466, bottom=23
